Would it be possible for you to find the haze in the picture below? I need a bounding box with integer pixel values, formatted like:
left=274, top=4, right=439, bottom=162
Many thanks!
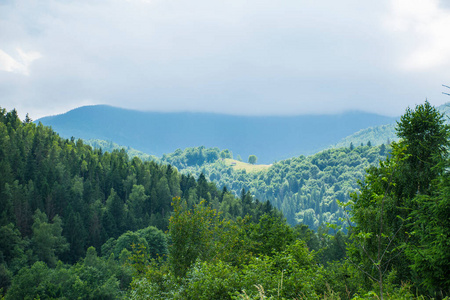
left=1, top=0, right=450, bottom=119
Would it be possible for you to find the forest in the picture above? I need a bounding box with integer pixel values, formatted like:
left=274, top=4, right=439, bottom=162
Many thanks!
left=86, top=139, right=390, bottom=230
left=158, top=143, right=389, bottom=229
left=0, top=101, right=449, bottom=299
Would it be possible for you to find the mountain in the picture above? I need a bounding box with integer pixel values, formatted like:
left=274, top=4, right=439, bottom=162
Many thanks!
left=331, top=102, right=450, bottom=149
left=37, top=105, right=396, bottom=164
left=332, top=124, right=397, bottom=149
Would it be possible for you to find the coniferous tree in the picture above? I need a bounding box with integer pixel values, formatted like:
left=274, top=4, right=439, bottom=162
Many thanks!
left=347, top=101, right=450, bottom=298
left=395, top=100, right=450, bottom=197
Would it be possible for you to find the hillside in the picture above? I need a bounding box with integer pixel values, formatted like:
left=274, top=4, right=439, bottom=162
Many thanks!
left=164, top=145, right=388, bottom=229
left=74, top=102, right=450, bottom=230
left=76, top=141, right=388, bottom=229
left=331, top=102, right=450, bottom=149
left=2, top=103, right=448, bottom=299
left=332, top=124, right=397, bottom=149
left=0, top=108, right=279, bottom=298
left=37, top=105, right=396, bottom=164
left=223, top=158, right=272, bottom=172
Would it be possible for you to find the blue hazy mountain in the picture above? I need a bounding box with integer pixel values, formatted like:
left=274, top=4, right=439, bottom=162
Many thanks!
left=37, top=105, right=396, bottom=163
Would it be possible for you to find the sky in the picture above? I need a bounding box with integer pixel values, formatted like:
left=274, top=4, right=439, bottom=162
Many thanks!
left=1, top=0, right=450, bottom=120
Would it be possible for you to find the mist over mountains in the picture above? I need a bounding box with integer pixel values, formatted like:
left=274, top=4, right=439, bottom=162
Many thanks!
left=37, top=105, right=396, bottom=163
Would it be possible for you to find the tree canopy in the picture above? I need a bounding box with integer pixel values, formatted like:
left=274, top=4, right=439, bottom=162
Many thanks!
left=248, top=154, right=257, bottom=164
left=347, top=101, right=450, bottom=298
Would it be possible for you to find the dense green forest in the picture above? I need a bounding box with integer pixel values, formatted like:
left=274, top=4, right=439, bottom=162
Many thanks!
left=0, top=108, right=277, bottom=298
left=85, top=139, right=389, bottom=230
left=1, top=102, right=449, bottom=299
left=81, top=104, right=445, bottom=232
left=85, top=139, right=158, bottom=162
left=158, top=144, right=389, bottom=229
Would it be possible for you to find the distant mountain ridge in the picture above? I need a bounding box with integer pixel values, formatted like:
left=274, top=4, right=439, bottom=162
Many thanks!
left=37, top=105, right=396, bottom=163
left=332, top=124, right=397, bottom=149
left=331, top=102, right=450, bottom=149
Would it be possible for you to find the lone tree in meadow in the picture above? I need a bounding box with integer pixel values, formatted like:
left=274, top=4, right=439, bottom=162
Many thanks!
left=248, top=155, right=257, bottom=165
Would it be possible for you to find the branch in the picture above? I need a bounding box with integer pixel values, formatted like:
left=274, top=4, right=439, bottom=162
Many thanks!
left=379, top=221, right=404, bottom=263
left=382, top=245, right=406, bottom=276
left=347, top=257, right=379, bottom=283
left=443, top=85, right=450, bottom=96
left=342, top=206, right=378, bottom=270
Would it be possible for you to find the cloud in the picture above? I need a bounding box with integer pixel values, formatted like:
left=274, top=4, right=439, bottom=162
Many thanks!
left=0, top=0, right=449, bottom=120
left=385, top=0, right=450, bottom=70
left=0, top=48, right=41, bottom=75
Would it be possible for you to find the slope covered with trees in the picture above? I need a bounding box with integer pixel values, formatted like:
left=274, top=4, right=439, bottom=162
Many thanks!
left=127, top=101, right=450, bottom=299
left=332, top=102, right=450, bottom=149
left=158, top=144, right=389, bottom=229
left=1, top=101, right=449, bottom=299
left=332, top=124, right=397, bottom=149
left=0, top=108, right=277, bottom=298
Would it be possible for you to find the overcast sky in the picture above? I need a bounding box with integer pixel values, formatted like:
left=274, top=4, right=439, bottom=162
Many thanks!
left=1, top=0, right=450, bottom=120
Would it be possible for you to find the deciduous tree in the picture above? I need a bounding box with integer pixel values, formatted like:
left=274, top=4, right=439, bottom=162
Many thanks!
left=248, top=155, right=257, bottom=165
left=31, top=209, right=69, bottom=267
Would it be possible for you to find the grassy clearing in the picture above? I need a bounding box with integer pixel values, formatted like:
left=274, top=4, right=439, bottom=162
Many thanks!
left=223, top=158, right=271, bottom=173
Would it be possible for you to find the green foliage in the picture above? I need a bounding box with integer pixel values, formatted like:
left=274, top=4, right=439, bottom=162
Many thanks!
left=220, top=149, right=233, bottom=159
left=31, top=209, right=69, bottom=268
left=315, top=260, right=362, bottom=299
left=181, top=241, right=320, bottom=300
left=162, top=146, right=223, bottom=169
left=127, top=185, right=150, bottom=230
left=249, top=214, right=295, bottom=256
left=130, top=194, right=324, bottom=299
left=85, top=139, right=158, bottom=162
left=167, top=188, right=275, bottom=279
left=6, top=261, right=55, bottom=300
left=129, top=194, right=366, bottom=300
left=0, top=107, right=279, bottom=298
left=176, top=144, right=387, bottom=229
left=3, top=103, right=450, bottom=299
left=6, top=248, right=132, bottom=300
left=101, top=226, right=167, bottom=261
left=248, top=155, right=257, bottom=165
left=135, top=226, right=168, bottom=259
left=168, top=197, right=229, bottom=277
left=70, top=247, right=132, bottom=299
left=0, top=223, right=26, bottom=273
left=346, top=101, right=450, bottom=298
left=333, top=124, right=398, bottom=150
left=396, top=100, right=450, bottom=196
left=94, top=140, right=390, bottom=231
left=0, top=264, right=12, bottom=293
left=346, top=142, right=412, bottom=297
left=406, top=175, right=450, bottom=293
left=0, top=107, right=245, bottom=265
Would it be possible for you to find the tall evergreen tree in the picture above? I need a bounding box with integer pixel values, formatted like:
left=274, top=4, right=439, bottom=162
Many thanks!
left=347, top=101, right=450, bottom=298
